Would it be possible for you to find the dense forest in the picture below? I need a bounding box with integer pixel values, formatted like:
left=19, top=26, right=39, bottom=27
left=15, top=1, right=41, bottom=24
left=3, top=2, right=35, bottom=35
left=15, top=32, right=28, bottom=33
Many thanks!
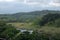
left=39, top=13, right=60, bottom=27
left=0, top=10, right=60, bottom=40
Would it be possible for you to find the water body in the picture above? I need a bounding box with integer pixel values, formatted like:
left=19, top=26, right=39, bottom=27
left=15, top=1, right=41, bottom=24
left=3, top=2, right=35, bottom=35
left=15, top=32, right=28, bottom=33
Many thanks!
left=17, top=28, right=33, bottom=34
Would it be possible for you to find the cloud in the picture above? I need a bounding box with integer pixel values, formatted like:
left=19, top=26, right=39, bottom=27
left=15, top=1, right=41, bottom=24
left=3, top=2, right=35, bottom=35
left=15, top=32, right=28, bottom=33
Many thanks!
left=18, top=0, right=60, bottom=7
left=0, top=0, right=60, bottom=13
left=0, top=0, right=15, bottom=2
left=49, top=2, right=60, bottom=7
left=0, top=0, right=25, bottom=2
left=0, top=0, right=60, bottom=8
left=54, top=0, right=60, bottom=3
left=49, top=0, right=60, bottom=7
left=0, top=0, right=60, bottom=7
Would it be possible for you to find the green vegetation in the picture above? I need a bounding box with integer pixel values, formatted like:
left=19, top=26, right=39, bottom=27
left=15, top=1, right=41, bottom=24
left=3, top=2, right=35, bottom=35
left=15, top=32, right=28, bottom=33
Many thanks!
left=0, top=22, right=19, bottom=40
left=39, top=13, right=60, bottom=27
left=0, top=10, right=60, bottom=22
left=1, top=22, right=60, bottom=40
left=0, top=10, right=60, bottom=40
left=7, top=23, right=40, bottom=30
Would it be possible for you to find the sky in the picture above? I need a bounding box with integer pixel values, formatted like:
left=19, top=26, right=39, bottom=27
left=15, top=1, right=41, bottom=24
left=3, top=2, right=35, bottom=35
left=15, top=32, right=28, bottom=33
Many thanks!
left=0, top=0, right=60, bottom=13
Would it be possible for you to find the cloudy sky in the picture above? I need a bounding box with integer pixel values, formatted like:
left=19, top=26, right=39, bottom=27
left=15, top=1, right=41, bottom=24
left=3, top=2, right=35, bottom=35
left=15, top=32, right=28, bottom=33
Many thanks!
left=0, top=0, right=60, bottom=13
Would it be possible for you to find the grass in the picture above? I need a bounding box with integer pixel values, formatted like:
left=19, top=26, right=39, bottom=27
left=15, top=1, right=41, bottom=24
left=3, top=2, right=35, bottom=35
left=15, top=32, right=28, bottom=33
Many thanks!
left=7, top=22, right=60, bottom=34
left=7, top=22, right=40, bottom=30
left=37, top=26, right=60, bottom=34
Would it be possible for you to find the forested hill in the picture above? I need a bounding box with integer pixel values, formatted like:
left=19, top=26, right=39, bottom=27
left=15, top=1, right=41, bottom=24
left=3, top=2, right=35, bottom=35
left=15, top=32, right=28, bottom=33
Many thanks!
left=0, top=10, right=60, bottom=22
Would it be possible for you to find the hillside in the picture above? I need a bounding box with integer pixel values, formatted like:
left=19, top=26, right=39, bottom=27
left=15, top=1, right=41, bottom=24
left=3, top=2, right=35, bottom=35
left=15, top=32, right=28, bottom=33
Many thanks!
left=39, top=13, right=60, bottom=27
left=0, top=10, right=60, bottom=40
left=0, top=10, right=60, bottom=22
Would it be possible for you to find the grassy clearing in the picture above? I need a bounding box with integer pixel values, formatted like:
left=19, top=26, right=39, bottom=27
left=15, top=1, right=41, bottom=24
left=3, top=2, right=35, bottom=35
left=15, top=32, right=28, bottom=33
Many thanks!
left=7, top=22, right=40, bottom=30
left=37, top=26, right=60, bottom=34
left=7, top=22, right=60, bottom=33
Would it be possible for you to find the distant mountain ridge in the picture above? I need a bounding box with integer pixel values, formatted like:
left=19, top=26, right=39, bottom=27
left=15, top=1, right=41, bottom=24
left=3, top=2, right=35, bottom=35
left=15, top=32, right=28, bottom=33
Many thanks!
left=0, top=10, right=60, bottom=22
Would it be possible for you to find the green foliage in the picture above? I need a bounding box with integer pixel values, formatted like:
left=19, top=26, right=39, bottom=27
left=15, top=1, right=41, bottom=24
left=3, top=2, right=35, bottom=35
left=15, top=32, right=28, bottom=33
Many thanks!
left=0, top=22, right=19, bottom=40
left=55, top=19, right=60, bottom=27
left=1, top=22, right=60, bottom=40
left=0, top=21, right=7, bottom=34
left=0, top=10, right=60, bottom=22
left=39, top=13, right=60, bottom=27
left=13, top=30, right=60, bottom=40
left=0, top=10, right=60, bottom=40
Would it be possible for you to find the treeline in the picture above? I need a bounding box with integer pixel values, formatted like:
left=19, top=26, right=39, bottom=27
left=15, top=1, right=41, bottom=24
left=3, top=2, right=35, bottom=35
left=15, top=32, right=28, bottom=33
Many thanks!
left=38, top=13, right=60, bottom=27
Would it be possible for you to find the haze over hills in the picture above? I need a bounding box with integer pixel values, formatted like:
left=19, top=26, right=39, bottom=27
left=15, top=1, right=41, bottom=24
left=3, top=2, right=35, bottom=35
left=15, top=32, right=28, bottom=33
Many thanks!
left=0, top=10, right=60, bottom=22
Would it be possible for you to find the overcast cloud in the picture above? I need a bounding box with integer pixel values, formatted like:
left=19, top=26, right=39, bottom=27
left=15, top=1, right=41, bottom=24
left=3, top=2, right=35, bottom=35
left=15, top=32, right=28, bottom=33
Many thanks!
left=0, top=0, right=60, bottom=13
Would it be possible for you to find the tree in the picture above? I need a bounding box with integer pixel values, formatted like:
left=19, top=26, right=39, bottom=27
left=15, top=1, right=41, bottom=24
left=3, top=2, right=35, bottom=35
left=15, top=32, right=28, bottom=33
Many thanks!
left=39, top=13, right=60, bottom=26
left=0, top=22, right=19, bottom=40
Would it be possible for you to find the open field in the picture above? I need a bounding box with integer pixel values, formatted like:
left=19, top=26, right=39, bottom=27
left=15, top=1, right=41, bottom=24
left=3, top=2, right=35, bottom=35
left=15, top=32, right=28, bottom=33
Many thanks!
left=7, top=22, right=40, bottom=30
left=7, top=22, right=60, bottom=33
left=38, top=26, right=60, bottom=33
